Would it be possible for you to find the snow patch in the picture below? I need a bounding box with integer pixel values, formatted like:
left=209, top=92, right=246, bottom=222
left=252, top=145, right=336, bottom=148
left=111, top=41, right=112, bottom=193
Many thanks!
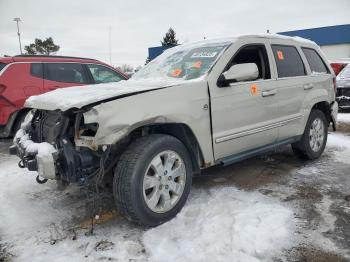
left=143, top=187, right=294, bottom=262
left=327, top=133, right=350, bottom=164
left=337, top=113, right=350, bottom=123
left=14, top=129, right=56, bottom=156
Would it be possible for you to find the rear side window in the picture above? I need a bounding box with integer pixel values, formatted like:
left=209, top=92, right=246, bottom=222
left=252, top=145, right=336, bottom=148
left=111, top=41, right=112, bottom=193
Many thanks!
left=302, top=48, right=329, bottom=74
left=45, top=63, right=88, bottom=83
left=0, top=63, right=7, bottom=72
left=272, top=45, right=306, bottom=78
left=30, top=63, right=43, bottom=78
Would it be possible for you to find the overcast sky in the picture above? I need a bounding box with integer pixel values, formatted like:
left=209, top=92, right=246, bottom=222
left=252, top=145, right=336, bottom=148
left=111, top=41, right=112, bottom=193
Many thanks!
left=0, top=0, right=349, bottom=67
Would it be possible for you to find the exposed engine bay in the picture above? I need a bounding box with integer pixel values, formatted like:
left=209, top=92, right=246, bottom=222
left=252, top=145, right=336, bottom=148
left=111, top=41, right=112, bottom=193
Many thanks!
left=10, top=109, right=114, bottom=187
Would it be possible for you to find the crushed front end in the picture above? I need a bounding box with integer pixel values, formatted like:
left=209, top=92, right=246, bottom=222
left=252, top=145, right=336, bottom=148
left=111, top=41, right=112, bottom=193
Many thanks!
left=9, top=109, right=106, bottom=186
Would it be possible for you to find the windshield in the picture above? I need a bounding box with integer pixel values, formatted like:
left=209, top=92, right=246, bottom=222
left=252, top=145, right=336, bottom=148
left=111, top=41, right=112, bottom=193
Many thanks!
left=132, top=42, right=230, bottom=81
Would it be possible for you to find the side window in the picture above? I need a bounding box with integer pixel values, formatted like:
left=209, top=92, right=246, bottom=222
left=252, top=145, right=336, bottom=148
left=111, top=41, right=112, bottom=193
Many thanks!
left=30, top=63, right=43, bottom=78
left=45, top=63, right=88, bottom=83
left=226, top=45, right=271, bottom=80
left=0, top=63, right=7, bottom=72
left=302, top=48, right=329, bottom=74
left=87, top=64, right=124, bottom=84
left=271, top=45, right=306, bottom=78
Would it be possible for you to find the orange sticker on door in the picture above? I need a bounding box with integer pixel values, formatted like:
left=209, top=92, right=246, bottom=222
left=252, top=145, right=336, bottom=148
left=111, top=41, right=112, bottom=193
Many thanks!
left=250, top=84, right=259, bottom=95
left=277, top=51, right=284, bottom=60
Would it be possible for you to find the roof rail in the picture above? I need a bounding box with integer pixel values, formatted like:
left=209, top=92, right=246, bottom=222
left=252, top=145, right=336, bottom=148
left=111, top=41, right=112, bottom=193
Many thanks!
left=14, top=55, right=98, bottom=61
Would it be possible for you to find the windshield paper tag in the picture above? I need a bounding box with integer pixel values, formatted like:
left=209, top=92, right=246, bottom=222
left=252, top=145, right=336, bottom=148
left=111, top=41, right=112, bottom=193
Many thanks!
left=277, top=51, right=284, bottom=60
left=191, top=51, right=218, bottom=58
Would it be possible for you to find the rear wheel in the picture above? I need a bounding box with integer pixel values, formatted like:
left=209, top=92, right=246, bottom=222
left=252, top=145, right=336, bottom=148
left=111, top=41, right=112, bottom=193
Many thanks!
left=292, top=109, right=328, bottom=160
left=113, top=134, right=193, bottom=227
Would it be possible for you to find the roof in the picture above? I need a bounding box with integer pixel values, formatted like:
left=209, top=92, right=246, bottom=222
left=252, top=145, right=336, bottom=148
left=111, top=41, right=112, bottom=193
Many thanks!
left=148, top=33, right=315, bottom=60
left=0, top=55, right=129, bottom=79
left=278, top=24, right=350, bottom=46
left=11, top=55, right=99, bottom=63
left=15, top=55, right=98, bottom=60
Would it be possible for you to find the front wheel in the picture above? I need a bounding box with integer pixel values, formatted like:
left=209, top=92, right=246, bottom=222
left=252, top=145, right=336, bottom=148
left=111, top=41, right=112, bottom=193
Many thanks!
left=292, top=109, right=328, bottom=160
left=113, top=134, right=193, bottom=227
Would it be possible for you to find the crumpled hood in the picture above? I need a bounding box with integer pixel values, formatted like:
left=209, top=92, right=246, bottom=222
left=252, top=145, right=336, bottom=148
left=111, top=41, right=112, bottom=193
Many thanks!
left=25, top=79, right=180, bottom=111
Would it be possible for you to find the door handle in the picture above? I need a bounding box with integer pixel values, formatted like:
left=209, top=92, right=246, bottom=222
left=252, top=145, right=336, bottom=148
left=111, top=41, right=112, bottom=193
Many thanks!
left=261, top=89, right=276, bottom=97
left=303, top=83, right=313, bottom=90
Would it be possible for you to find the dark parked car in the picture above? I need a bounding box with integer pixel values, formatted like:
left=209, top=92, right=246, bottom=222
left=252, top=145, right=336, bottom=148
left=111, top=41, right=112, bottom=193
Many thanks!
left=0, top=55, right=128, bottom=137
left=336, top=64, right=350, bottom=111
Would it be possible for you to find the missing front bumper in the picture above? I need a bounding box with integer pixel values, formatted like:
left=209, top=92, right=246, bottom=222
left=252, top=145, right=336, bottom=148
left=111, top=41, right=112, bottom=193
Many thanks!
left=10, top=129, right=58, bottom=180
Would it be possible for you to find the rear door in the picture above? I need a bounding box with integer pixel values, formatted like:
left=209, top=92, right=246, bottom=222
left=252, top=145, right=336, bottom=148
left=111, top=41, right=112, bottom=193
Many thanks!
left=43, top=63, right=89, bottom=92
left=208, top=40, right=279, bottom=160
left=0, top=63, right=43, bottom=107
left=269, top=43, right=308, bottom=141
left=26, top=63, right=44, bottom=96
left=301, top=47, right=334, bottom=100
left=0, top=63, right=44, bottom=125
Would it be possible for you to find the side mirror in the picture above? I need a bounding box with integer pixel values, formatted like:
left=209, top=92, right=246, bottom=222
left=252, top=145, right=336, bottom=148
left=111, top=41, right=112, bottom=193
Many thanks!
left=222, top=63, right=259, bottom=83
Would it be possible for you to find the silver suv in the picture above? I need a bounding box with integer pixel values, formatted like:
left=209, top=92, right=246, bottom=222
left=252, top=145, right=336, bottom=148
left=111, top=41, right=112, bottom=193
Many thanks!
left=10, top=34, right=338, bottom=226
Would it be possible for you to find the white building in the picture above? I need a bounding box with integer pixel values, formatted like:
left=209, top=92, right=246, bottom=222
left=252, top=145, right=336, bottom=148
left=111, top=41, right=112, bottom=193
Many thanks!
left=279, top=24, right=350, bottom=61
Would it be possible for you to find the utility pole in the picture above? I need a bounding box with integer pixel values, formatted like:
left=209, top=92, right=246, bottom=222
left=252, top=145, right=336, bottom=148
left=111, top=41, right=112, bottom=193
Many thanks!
left=109, top=25, right=112, bottom=65
left=13, top=18, right=23, bottom=54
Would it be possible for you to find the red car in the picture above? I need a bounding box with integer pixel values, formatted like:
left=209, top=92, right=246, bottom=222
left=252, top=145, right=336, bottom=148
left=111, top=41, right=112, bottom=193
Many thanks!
left=0, top=55, right=128, bottom=137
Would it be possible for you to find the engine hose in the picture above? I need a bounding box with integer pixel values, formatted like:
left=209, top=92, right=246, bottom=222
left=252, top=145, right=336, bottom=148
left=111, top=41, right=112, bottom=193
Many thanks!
left=36, top=175, right=48, bottom=184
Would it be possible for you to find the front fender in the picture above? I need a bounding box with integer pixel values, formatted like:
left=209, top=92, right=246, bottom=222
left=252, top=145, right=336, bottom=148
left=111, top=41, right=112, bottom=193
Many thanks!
left=75, top=81, right=215, bottom=165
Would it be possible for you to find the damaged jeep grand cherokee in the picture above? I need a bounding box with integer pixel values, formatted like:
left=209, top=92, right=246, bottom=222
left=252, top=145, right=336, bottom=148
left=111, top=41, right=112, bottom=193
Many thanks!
left=10, top=34, right=338, bottom=226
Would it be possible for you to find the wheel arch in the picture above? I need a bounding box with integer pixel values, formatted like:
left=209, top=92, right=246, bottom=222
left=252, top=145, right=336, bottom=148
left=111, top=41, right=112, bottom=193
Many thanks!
left=128, top=123, right=205, bottom=175
left=310, top=100, right=334, bottom=130
left=0, top=108, right=30, bottom=137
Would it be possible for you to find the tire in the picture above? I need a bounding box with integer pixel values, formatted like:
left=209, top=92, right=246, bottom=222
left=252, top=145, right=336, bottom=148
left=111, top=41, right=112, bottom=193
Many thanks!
left=113, top=134, right=193, bottom=227
left=292, top=109, right=328, bottom=160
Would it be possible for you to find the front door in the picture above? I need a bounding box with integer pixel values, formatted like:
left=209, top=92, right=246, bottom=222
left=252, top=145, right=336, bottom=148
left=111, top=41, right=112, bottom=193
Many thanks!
left=208, top=43, right=279, bottom=160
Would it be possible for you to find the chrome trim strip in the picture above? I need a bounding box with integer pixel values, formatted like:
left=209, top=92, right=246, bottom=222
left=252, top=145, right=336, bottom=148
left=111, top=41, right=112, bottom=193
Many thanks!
left=215, top=115, right=303, bottom=144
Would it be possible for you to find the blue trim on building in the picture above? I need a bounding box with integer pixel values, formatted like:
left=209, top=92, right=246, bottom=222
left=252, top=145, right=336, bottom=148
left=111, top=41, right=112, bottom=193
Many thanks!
left=148, top=45, right=176, bottom=60
left=279, top=24, right=350, bottom=46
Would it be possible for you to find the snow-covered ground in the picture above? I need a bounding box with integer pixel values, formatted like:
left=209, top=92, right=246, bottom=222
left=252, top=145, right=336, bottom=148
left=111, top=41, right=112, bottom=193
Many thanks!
left=338, top=112, right=350, bottom=123
left=0, top=153, right=295, bottom=262
left=0, top=116, right=350, bottom=261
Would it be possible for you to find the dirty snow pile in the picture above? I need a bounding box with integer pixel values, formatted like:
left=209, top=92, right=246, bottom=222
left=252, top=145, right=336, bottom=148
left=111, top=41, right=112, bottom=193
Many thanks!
left=144, top=187, right=295, bottom=262
left=0, top=152, right=295, bottom=262
left=337, top=113, right=350, bottom=123
left=327, top=132, right=350, bottom=163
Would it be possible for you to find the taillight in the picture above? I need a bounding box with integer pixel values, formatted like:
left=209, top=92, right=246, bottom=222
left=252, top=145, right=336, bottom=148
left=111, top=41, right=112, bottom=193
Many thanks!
left=0, top=84, right=6, bottom=95
left=333, top=77, right=337, bottom=93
